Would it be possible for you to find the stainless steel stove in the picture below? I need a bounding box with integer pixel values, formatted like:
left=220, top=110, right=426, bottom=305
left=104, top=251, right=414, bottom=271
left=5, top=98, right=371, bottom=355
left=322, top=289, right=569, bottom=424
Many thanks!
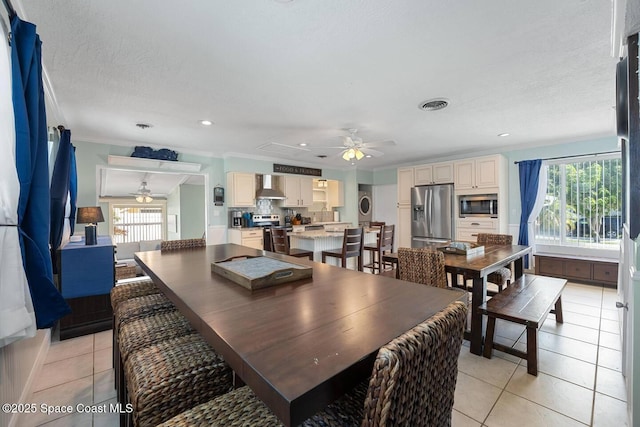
left=251, top=214, right=282, bottom=251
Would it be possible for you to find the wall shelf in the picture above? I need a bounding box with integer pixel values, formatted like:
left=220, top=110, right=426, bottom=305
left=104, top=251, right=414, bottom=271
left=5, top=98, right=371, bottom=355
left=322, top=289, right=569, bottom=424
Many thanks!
left=107, top=155, right=201, bottom=172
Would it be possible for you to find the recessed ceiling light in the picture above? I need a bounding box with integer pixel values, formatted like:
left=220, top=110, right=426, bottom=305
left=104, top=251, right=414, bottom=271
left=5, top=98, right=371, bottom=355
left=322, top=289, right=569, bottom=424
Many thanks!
left=135, top=123, right=152, bottom=129
left=299, top=143, right=307, bottom=147
left=498, top=133, right=510, bottom=137
left=200, top=120, right=213, bottom=126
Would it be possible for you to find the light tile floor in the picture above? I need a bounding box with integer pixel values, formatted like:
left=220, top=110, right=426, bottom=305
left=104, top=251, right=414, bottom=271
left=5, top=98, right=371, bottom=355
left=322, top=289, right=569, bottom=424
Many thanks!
left=22, top=281, right=628, bottom=426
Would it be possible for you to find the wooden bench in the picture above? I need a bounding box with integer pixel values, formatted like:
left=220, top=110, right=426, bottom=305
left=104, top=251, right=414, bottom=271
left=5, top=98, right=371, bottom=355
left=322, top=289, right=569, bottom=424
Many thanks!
left=479, top=274, right=567, bottom=376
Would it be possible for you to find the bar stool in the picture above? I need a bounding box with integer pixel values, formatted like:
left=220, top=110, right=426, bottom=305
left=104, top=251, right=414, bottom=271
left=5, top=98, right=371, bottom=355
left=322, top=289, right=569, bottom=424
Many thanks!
left=270, top=227, right=314, bottom=260
left=321, top=227, right=365, bottom=271
left=364, top=224, right=395, bottom=274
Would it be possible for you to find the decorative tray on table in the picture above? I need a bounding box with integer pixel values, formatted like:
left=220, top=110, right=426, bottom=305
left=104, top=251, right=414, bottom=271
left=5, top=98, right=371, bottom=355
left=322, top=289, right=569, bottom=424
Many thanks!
left=211, top=256, right=312, bottom=290
left=437, top=242, right=485, bottom=257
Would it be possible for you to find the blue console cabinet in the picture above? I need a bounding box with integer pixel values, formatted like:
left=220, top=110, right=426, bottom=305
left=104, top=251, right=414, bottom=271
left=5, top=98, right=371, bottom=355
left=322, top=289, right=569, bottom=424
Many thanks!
left=58, top=235, right=115, bottom=339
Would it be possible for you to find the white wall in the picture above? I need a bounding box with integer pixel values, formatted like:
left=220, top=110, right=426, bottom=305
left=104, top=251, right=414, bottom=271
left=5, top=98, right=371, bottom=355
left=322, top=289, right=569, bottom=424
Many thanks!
left=373, top=184, right=398, bottom=248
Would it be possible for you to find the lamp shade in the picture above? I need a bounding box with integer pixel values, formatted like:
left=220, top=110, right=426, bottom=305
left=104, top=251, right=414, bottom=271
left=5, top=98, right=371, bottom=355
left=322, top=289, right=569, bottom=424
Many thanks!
left=76, top=206, right=105, bottom=224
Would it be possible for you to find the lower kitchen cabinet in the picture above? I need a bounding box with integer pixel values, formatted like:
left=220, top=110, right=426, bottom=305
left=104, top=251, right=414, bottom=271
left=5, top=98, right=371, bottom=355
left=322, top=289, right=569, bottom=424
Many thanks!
left=535, top=255, right=618, bottom=287
left=456, top=218, right=498, bottom=242
left=57, top=236, right=115, bottom=340
left=228, top=228, right=264, bottom=250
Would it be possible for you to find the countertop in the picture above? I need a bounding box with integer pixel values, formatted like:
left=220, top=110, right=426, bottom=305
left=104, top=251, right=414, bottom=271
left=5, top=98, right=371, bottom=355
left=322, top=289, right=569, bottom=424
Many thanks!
left=288, top=228, right=377, bottom=240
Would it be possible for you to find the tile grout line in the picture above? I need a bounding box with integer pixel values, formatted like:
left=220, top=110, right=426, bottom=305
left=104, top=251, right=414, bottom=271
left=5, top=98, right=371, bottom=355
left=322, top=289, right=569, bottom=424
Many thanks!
left=588, top=285, right=605, bottom=427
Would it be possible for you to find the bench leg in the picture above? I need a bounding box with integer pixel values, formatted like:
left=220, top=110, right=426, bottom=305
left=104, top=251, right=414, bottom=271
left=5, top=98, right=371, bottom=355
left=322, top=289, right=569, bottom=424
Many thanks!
left=526, top=326, right=538, bottom=376
left=554, top=296, right=564, bottom=324
left=483, top=316, right=496, bottom=359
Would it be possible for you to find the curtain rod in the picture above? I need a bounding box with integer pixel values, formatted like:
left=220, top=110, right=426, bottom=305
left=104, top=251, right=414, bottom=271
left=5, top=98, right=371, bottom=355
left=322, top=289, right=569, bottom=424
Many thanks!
left=2, top=0, right=16, bottom=17
left=513, top=150, right=620, bottom=164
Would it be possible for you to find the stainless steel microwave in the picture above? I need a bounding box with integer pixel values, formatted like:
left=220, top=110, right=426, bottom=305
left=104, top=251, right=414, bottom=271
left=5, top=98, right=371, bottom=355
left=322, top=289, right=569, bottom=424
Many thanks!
left=458, top=194, right=498, bottom=217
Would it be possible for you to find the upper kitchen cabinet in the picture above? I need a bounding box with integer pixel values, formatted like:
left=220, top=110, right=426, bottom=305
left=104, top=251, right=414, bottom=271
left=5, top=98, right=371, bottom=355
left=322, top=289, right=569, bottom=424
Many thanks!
left=312, top=179, right=344, bottom=210
left=327, top=180, right=344, bottom=208
left=397, top=167, right=414, bottom=205
left=454, top=155, right=504, bottom=191
left=227, top=172, right=256, bottom=207
left=414, top=162, right=454, bottom=185
left=281, top=176, right=313, bottom=207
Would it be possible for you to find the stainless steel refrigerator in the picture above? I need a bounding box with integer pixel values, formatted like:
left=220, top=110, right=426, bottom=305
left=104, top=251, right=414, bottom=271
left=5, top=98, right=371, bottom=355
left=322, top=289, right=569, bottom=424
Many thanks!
left=411, top=183, right=455, bottom=247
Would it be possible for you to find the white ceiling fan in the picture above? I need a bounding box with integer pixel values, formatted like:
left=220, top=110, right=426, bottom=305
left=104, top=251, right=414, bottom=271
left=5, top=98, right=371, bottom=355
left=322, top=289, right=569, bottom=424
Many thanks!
left=329, top=129, right=395, bottom=161
left=130, top=181, right=154, bottom=203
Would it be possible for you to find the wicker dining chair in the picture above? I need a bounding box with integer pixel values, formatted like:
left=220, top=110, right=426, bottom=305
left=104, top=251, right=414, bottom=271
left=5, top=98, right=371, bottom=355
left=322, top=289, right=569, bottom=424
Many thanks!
left=397, top=247, right=448, bottom=288
left=271, top=227, right=314, bottom=260
left=110, top=279, right=160, bottom=389
left=125, top=333, right=234, bottom=427
left=161, top=238, right=206, bottom=251
left=321, top=227, right=365, bottom=271
left=364, top=224, right=395, bottom=274
left=158, top=300, right=468, bottom=427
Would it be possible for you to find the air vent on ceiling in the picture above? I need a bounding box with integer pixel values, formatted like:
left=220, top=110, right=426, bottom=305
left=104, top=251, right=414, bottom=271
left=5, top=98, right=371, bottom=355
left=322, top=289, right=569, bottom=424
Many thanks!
left=419, top=98, right=449, bottom=111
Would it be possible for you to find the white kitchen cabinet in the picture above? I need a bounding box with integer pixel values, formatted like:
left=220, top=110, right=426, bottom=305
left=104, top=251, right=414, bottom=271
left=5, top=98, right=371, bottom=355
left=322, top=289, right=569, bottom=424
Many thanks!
left=228, top=228, right=264, bottom=250
left=454, top=155, right=501, bottom=190
left=226, top=172, right=256, bottom=207
left=397, top=204, right=412, bottom=248
left=456, top=218, right=499, bottom=242
left=281, top=176, right=313, bottom=207
left=327, top=180, right=344, bottom=208
left=414, top=162, right=454, bottom=185
left=397, top=167, right=414, bottom=205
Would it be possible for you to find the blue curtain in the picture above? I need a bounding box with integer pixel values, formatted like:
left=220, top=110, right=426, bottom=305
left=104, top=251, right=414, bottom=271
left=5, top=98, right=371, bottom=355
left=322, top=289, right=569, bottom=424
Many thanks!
left=11, top=15, right=70, bottom=328
left=69, top=145, right=78, bottom=234
left=518, top=159, right=542, bottom=268
left=50, top=129, right=76, bottom=270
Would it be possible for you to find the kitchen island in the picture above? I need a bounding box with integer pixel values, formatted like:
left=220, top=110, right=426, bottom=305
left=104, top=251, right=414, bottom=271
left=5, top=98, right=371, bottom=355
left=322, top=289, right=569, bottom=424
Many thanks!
left=289, top=228, right=378, bottom=265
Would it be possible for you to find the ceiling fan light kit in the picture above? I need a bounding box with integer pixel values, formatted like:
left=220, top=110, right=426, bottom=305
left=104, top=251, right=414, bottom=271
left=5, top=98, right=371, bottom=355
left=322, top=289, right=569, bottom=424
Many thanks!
left=133, top=181, right=154, bottom=203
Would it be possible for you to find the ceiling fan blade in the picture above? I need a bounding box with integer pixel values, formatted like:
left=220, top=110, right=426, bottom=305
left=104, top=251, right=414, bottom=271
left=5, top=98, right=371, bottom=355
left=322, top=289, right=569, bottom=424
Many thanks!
left=360, top=147, right=385, bottom=157
left=341, top=136, right=355, bottom=147
left=361, top=140, right=396, bottom=148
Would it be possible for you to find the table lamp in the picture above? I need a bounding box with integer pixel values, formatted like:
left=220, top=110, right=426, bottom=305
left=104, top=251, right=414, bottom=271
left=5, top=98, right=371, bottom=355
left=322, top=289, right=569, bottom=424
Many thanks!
left=76, top=206, right=105, bottom=245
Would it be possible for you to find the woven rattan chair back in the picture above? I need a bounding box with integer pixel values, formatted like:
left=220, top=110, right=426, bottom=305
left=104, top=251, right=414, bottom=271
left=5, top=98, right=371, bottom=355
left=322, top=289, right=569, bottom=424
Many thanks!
left=476, top=233, right=512, bottom=245
left=161, top=238, right=206, bottom=251
left=397, top=247, right=447, bottom=288
left=361, top=300, right=467, bottom=426
left=270, top=227, right=290, bottom=255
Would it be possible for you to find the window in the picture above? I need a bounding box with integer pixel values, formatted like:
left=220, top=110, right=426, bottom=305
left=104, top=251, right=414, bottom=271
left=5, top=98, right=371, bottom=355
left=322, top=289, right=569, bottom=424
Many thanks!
left=110, top=204, right=165, bottom=244
left=535, top=154, right=622, bottom=250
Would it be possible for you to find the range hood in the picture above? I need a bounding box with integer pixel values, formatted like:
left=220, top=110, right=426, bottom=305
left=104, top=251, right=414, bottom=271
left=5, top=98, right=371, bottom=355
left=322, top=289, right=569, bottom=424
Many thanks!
left=256, top=174, right=286, bottom=200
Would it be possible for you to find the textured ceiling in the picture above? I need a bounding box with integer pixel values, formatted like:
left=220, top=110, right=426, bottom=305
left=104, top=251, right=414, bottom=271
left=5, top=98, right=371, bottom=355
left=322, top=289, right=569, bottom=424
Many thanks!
left=17, top=0, right=620, bottom=170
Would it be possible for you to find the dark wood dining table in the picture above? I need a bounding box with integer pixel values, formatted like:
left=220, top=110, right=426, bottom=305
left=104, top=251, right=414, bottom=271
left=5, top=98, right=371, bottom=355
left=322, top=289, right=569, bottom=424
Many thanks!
left=135, top=243, right=466, bottom=427
left=382, top=244, right=532, bottom=355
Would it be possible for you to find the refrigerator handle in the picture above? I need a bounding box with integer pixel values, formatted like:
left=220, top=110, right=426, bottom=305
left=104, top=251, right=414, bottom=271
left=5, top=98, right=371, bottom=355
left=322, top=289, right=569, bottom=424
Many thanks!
left=426, top=188, right=432, bottom=236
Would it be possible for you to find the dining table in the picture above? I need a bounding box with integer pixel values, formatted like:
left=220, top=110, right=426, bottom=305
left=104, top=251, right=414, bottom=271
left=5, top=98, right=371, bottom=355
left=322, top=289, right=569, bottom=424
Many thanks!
left=382, top=243, right=532, bottom=355
left=135, top=243, right=466, bottom=427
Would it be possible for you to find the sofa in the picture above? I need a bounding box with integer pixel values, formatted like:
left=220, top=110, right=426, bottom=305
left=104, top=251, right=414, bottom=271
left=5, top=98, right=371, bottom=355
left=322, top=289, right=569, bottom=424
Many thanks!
left=114, top=240, right=162, bottom=276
